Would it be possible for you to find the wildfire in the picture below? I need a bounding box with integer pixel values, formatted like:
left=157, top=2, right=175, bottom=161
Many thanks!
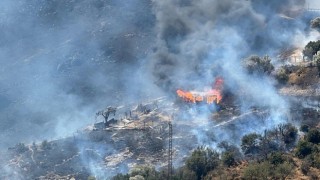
left=176, top=77, right=223, bottom=104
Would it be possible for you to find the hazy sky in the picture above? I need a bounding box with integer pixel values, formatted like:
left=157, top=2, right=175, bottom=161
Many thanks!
left=306, top=0, right=320, bottom=8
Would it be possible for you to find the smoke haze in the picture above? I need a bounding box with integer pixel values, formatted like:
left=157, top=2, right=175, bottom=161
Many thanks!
left=1, top=0, right=319, bottom=178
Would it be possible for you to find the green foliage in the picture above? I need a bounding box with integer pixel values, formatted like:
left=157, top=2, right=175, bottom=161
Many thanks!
left=307, top=152, right=320, bottom=168
left=217, top=141, right=242, bottom=161
left=243, top=55, right=274, bottom=75
left=221, top=151, right=235, bottom=167
left=173, top=167, right=197, bottom=180
left=268, top=152, right=284, bottom=165
left=281, top=123, right=298, bottom=145
left=129, top=165, right=160, bottom=180
left=303, top=40, right=320, bottom=59
left=295, top=140, right=313, bottom=158
left=241, top=133, right=262, bottom=155
left=275, top=67, right=289, bottom=84
left=273, top=162, right=294, bottom=179
left=315, top=52, right=320, bottom=76
left=306, top=129, right=320, bottom=144
left=186, top=146, right=220, bottom=180
left=242, top=161, right=271, bottom=179
left=87, top=176, right=97, bottom=180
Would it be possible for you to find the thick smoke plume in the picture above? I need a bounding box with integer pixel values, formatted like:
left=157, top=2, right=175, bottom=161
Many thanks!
left=149, top=0, right=310, bottom=146
left=0, top=0, right=159, bottom=148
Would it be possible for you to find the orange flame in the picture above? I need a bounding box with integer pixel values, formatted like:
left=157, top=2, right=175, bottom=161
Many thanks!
left=176, top=77, right=223, bottom=104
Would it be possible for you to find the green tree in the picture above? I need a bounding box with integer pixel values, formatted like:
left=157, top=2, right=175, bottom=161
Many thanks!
left=241, top=133, right=262, bottom=155
left=242, top=162, right=271, bottom=180
left=173, top=167, right=197, bottom=180
left=303, top=40, right=320, bottom=59
left=275, top=67, right=289, bottom=84
left=243, top=55, right=274, bottom=75
left=276, top=123, right=298, bottom=147
left=274, top=162, right=294, bottom=179
left=186, top=146, right=220, bottom=180
left=314, top=54, right=320, bottom=76
left=112, top=174, right=130, bottom=180
left=295, top=141, right=313, bottom=158
left=129, top=165, right=159, bottom=179
left=268, top=152, right=284, bottom=166
left=87, top=176, right=97, bottom=180
left=306, top=129, right=320, bottom=144
left=221, top=151, right=235, bottom=167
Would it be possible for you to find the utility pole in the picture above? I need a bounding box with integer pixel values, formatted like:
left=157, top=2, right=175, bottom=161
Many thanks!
left=168, top=120, right=173, bottom=180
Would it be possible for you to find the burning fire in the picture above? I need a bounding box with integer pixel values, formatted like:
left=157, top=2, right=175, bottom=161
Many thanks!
left=176, top=77, right=223, bottom=104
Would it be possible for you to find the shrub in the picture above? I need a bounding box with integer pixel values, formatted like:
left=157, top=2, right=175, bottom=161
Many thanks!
left=130, top=165, right=158, bottom=179
left=274, top=162, right=294, bottom=179
left=186, top=146, right=220, bottom=180
left=275, top=67, right=289, bottom=84
left=295, top=141, right=313, bottom=158
left=173, top=167, right=197, bottom=180
left=87, top=176, right=97, bottom=180
left=243, top=55, right=274, bottom=75
left=221, top=151, right=235, bottom=167
left=241, top=133, right=262, bottom=155
left=268, top=152, right=284, bottom=165
left=306, top=129, right=320, bottom=144
left=242, top=162, right=271, bottom=179
left=303, top=40, right=320, bottom=59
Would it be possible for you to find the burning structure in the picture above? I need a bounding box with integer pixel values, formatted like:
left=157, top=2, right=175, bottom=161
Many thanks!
left=176, top=77, right=224, bottom=104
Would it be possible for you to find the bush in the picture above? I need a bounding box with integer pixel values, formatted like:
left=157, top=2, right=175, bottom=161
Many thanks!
left=274, top=162, right=294, bottom=179
left=221, top=151, right=235, bottom=167
left=129, top=165, right=159, bottom=179
left=87, top=176, right=97, bottom=180
left=277, top=123, right=298, bottom=146
left=242, top=162, right=271, bottom=179
left=241, top=133, right=262, bottom=155
left=295, top=141, right=313, bottom=158
left=275, top=67, right=289, bottom=84
left=306, top=129, right=320, bottom=144
left=243, top=55, right=274, bottom=75
left=186, top=146, right=220, bottom=180
left=173, top=167, right=197, bottom=180
left=314, top=52, right=320, bottom=76
left=268, top=152, right=284, bottom=165
left=303, top=40, right=320, bottom=59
